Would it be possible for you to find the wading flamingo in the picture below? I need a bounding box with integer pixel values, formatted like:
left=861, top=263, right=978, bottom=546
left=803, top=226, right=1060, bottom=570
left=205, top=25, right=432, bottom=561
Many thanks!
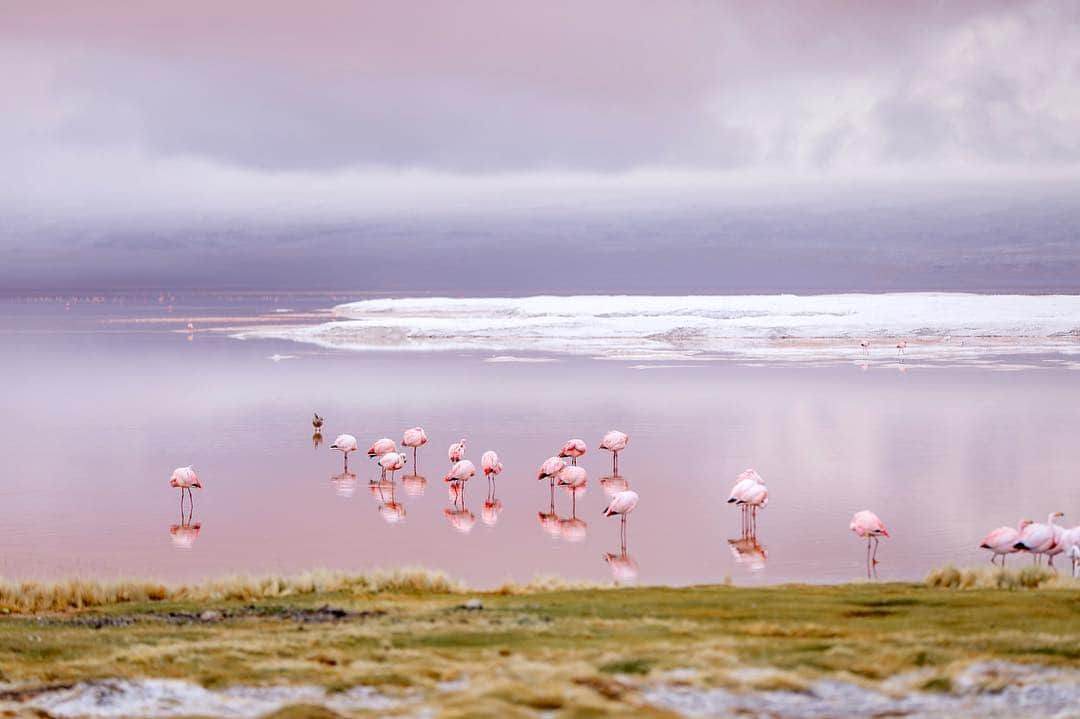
left=378, top=451, right=407, bottom=480
left=1014, top=512, right=1065, bottom=566
left=859, top=340, right=871, bottom=355
left=170, top=466, right=202, bottom=510
left=402, top=427, right=428, bottom=466
left=538, top=456, right=567, bottom=484
left=367, top=437, right=396, bottom=458
left=481, top=450, right=503, bottom=478
left=444, top=459, right=476, bottom=484
left=603, top=489, right=639, bottom=548
left=850, top=510, right=889, bottom=564
left=556, top=465, right=587, bottom=514
left=312, top=413, right=324, bottom=430
left=559, top=439, right=587, bottom=466
left=331, top=434, right=358, bottom=470
left=599, top=430, right=629, bottom=474
left=980, top=520, right=1034, bottom=566
left=448, top=438, right=467, bottom=464
left=727, top=469, right=767, bottom=533
left=1053, top=525, right=1080, bottom=576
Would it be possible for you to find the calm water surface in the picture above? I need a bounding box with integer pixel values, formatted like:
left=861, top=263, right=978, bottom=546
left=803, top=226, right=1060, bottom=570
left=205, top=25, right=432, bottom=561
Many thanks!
left=2, top=294, right=1079, bottom=587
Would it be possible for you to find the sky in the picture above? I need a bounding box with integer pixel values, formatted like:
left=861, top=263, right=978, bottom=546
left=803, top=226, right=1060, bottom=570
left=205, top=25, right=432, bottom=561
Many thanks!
left=2, top=1, right=1080, bottom=292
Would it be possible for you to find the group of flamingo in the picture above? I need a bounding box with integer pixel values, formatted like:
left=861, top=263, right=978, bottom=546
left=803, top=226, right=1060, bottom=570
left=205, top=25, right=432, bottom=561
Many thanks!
left=168, top=415, right=1078, bottom=578
left=980, top=512, right=1080, bottom=575
left=859, top=339, right=908, bottom=358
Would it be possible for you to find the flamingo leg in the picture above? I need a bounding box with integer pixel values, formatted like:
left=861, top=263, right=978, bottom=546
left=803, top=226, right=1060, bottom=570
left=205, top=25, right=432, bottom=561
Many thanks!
left=866, top=536, right=871, bottom=565
left=872, top=536, right=879, bottom=563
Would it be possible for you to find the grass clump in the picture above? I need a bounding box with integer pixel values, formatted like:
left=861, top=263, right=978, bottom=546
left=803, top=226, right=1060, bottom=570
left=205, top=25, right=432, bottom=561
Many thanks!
left=925, top=565, right=1070, bottom=590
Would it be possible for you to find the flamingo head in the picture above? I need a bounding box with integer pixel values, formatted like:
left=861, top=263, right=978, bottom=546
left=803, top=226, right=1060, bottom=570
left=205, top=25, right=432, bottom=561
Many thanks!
left=1019, top=518, right=1034, bottom=530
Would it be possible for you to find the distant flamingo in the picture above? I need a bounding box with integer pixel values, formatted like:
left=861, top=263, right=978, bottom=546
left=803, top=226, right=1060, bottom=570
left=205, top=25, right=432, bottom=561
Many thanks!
left=980, top=519, right=1034, bottom=566
left=859, top=340, right=871, bottom=355
left=1015, top=512, right=1065, bottom=566
left=896, top=340, right=907, bottom=358
left=599, top=430, right=629, bottom=474
left=481, top=450, right=503, bottom=478
left=444, top=459, right=476, bottom=484
left=378, top=451, right=407, bottom=480
left=727, top=469, right=767, bottom=533
left=331, top=434, right=358, bottom=471
left=850, top=510, right=889, bottom=564
left=402, top=427, right=428, bottom=466
left=538, top=456, right=567, bottom=484
left=448, top=438, right=467, bottom=464
left=603, top=489, right=639, bottom=548
left=367, top=437, right=396, bottom=459
left=559, top=439, right=587, bottom=465
left=312, top=413, right=324, bottom=430
left=169, top=466, right=202, bottom=510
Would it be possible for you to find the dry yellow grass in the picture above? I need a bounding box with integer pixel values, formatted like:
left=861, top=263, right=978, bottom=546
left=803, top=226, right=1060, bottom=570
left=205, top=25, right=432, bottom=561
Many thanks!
left=924, top=564, right=1079, bottom=590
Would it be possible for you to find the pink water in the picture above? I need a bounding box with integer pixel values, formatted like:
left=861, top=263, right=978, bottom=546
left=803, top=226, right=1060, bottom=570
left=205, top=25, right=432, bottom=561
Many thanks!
left=1, top=294, right=1078, bottom=587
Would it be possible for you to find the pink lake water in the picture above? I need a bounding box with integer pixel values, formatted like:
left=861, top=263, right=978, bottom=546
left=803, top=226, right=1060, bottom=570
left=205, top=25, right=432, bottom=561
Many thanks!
left=1, top=292, right=1079, bottom=587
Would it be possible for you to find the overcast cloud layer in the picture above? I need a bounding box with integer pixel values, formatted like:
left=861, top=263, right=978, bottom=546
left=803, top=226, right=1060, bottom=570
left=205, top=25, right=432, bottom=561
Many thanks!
left=2, top=1, right=1079, bottom=290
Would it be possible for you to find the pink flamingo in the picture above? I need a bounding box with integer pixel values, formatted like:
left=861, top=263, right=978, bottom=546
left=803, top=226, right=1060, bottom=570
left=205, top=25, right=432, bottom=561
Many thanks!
left=401, top=427, right=428, bottom=466
left=538, top=456, right=567, bottom=483
left=979, top=520, right=1034, bottom=566
left=330, top=434, right=358, bottom=470
left=726, top=469, right=767, bottom=533
left=556, top=465, right=587, bottom=515
left=850, top=510, right=889, bottom=564
left=481, top=450, right=503, bottom=478
left=367, top=437, right=396, bottom=459
left=599, top=430, right=629, bottom=474
left=444, top=459, right=476, bottom=484
left=1015, top=512, right=1065, bottom=566
left=170, top=466, right=202, bottom=510
left=448, top=438, right=467, bottom=464
left=378, top=451, right=407, bottom=480
left=559, top=439, right=587, bottom=466
left=859, top=340, right=871, bottom=355
left=603, top=489, right=639, bottom=548
left=896, top=340, right=907, bottom=358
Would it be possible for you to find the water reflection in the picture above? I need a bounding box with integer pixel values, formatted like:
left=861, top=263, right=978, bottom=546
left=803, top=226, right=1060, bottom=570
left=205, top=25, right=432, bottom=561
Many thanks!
left=330, top=471, right=358, bottom=498
left=445, top=477, right=476, bottom=533
left=169, top=503, right=202, bottom=550
left=402, top=474, right=427, bottom=497
left=369, top=478, right=405, bottom=524
left=312, top=431, right=323, bottom=449
left=600, top=475, right=629, bottom=496
left=482, top=475, right=503, bottom=527
left=728, top=530, right=768, bottom=570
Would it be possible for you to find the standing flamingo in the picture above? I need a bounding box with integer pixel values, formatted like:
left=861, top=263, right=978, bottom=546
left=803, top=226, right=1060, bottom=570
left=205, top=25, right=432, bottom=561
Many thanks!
left=378, top=451, right=407, bottom=480
left=401, top=427, right=428, bottom=466
left=727, top=469, right=767, bottom=533
left=850, top=510, right=889, bottom=564
left=1015, top=512, right=1065, bottom=566
left=331, top=434, right=358, bottom=471
left=448, top=438, right=467, bottom=464
left=367, top=437, right=396, bottom=459
left=559, top=439, right=587, bottom=466
left=604, top=489, right=639, bottom=549
left=599, top=430, right=629, bottom=474
left=556, top=465, right=587, bottom=515
left=481, top=450, right=503, bottom=478
left=169, top=466, right=202, bottom=511
left=859, top=340, right=871, bottom=355
left=444, top=459, right=476, bottom=484
left=979, top=520, right=1034, bottom=566
left=896, top=340, right=907, bottom=358
left=538, top=456, right=567, bottom=484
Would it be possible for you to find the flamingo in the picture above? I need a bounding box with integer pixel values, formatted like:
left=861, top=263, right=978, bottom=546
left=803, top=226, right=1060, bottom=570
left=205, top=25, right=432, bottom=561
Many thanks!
left=896, top=340, right=907, bottom=358
left=599, top=430, right=629, bottom=474
left=331, top=434, right=358, bottom=471
left=378, top=451, right=407, bottom=480
left=481, top=451, right=503, bottom=478
left=401, top=427, right=428, bottom=466
left=312, top=413, right=324, bottom=430
left=559, top=439, right=587, bottom=466
left=603, top=489, right=639, bottom=548
left=538, top=456, right=567, bottom=484
left=557, top=465, right=587, bottom=514
left=444, top=459, right=476, bottom=484
left=367, top=437, right=396, bottom=459
left=169, top=466, right=202, bottom=510
left=850, top=510, right=889, bottom=564
left=859, top=340, right=871, bottom=355
left=980, top=520, right=1034, bottom=566
left=448, top=438, right=467, bottom=464
left=1014, top=512, right=1065, bottom=566
left=727, top=469, right=767, bottom=533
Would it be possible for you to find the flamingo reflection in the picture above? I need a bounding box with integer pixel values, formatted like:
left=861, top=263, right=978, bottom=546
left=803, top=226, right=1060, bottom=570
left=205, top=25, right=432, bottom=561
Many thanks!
left=330, top=471, right=358, bottom=498
left=369, top=478, right=405, bottom=524
left=600, top=475, right=629, bottom=496
left=445, top=480, right=476, bottom=533
left=728, top=529, right=768, bottom=570
left=402, top=473, right=428, bottom=497
left=169, top=501, right=202, bottom=550
left=312, top=431, right=323, bottom=449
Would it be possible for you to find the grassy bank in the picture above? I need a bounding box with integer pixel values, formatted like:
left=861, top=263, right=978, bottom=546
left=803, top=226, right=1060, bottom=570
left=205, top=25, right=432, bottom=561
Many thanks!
left=1, top=568, right=1078, bottom=717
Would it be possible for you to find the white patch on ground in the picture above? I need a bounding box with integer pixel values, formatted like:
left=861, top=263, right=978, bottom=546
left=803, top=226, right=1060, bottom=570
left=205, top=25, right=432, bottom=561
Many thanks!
left=230, top=294, right=1080, bottom=367
left=645, top=662, right=1080, bottom=718
left=482, top=355, right=561, bottom=363
left=3, top=679, right=398, bottom=718
left=268, top=354, right=297, bottom=362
